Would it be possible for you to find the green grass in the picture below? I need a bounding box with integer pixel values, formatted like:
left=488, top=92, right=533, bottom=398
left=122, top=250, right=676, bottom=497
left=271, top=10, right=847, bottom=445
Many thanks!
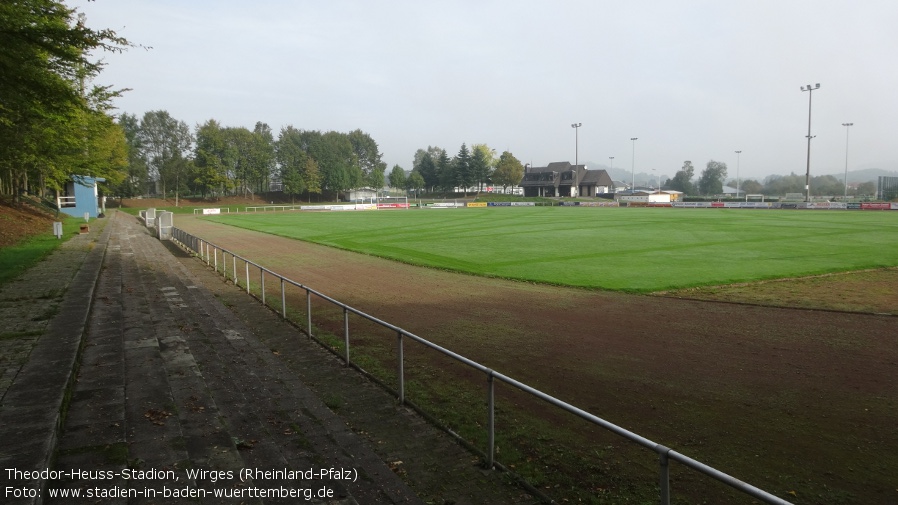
left=0, top=215, right=83, bottom=286
left=208, top=207, right=898, bottom=292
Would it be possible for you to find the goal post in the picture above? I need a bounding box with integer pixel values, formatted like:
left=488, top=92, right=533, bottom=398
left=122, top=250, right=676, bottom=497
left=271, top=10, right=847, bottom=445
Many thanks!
left=376, top=196, right=410, bottom=209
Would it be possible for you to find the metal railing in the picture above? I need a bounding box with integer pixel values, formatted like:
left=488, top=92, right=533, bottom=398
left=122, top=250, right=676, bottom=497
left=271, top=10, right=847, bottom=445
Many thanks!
left=170, top=226, right=792, bottom=505
left=244, top=204, right=305, bottom=212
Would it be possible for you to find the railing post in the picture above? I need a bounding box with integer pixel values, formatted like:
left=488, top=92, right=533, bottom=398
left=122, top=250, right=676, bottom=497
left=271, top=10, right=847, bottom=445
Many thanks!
left=260, top=269, right=266, bottom=306
left=397, top=331, right=405, bottom=404
left=213, top=247, right=218, bottom=272
left=232, top=253, right=237, bottom=284
left=658, top=445, right=671, bottom=505
left=245, top=260, right=250, bottom=294
left=223, top=249, right=228, bottom=280
left=280, top=278, right=286, bottom=318
left=343, top=306, right=350, bottom=366
left=487, top=371, right=496, bottom=469
left=306, top=290, right=312, bottom=338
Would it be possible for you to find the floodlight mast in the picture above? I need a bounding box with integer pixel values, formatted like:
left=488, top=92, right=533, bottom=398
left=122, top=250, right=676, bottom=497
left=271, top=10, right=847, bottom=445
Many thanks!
left=842, top=123, right=853, bottom=199
left=630, top=138, right=638, bottom=189
left=735, top=151, right=742, bottom=199
left=801, top=83, right=820, bottom=203
left=571, top=123, right=582, bottom=197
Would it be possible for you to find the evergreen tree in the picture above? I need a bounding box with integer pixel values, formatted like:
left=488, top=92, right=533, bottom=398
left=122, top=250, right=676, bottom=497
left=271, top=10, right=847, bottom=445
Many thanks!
left=454, top=143, right=472, bottom=195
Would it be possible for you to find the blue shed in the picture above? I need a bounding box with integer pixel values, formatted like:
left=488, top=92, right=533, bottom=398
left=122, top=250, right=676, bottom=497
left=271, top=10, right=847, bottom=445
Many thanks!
left=57, top=175, right=106, bottom=219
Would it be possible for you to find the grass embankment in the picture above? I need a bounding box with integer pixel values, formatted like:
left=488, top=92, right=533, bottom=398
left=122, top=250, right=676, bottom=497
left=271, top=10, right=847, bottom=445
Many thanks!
left=207, top=207, right=898, bottom=292
left=0, top=206, right=83, bottom=286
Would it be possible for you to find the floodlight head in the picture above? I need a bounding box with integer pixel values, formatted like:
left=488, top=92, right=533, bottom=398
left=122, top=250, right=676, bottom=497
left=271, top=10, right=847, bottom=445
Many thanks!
left=815, top=83, right=820, bottom=88
left=631, top=137, right=638, bottom=141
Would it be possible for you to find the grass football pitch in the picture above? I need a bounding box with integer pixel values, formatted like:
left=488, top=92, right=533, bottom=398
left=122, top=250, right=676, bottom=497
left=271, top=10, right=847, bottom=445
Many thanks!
left=208, top=207, right=898, bottom=292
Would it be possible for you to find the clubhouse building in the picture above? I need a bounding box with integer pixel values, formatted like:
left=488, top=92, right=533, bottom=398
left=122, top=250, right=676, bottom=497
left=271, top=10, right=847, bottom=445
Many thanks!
left=520, top=162, right=614, bottom=198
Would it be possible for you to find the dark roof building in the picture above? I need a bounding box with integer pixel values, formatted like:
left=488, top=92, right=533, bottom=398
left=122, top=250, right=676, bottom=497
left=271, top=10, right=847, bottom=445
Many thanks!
left=520, top=162, right=614, bottom=197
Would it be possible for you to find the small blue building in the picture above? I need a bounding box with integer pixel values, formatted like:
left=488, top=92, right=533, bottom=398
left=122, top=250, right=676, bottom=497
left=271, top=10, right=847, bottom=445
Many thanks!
left=57, top=175, right=106, bottom=219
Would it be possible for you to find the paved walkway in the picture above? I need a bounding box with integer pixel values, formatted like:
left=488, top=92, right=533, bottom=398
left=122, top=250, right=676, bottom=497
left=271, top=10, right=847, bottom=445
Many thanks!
left=1, top=211, right=537, bottom=504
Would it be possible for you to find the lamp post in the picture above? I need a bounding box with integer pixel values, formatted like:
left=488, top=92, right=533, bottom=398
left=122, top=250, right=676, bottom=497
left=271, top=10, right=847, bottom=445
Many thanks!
left=734, top=150, right=742, bottom=199
left=630, top=138, right=638, bottom=189
left=801, top=83, right=820, bottom=202
left=571, top=123, right=582, bottom=197
left=842, top=122, right=853, bottom=199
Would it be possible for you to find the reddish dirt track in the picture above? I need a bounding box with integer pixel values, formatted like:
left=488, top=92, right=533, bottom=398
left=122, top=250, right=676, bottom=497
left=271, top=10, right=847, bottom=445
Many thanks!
left=176, top=214, right=898, bottom=504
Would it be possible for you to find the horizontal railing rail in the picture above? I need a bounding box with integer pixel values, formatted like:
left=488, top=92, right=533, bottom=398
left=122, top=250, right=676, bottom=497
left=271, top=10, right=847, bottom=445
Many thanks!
left=169, top=226, right=792, bottom=505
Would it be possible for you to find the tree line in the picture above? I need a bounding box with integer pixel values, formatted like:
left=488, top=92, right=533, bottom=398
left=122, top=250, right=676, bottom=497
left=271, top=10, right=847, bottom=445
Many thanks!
left=664, top=160, right=875, bottom=197
left=391, top=145, right=524, bottom=196
left=115, top=110, right=529, bottom=203
left=117, top=111, right=392, bottom=203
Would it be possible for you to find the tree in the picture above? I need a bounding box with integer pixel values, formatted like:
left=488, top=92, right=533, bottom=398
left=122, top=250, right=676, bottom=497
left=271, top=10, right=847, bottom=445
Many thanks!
left=194, top=119, right=235, bottom=198
left=810, top=175, right=844, bottom=196
left=276, top=126, right=308, bottom=203
left=138, top=110, right=192, bottom=204
left=225, top=126, right=253, bottom=197
left=739, top=179, right=763, bottom=195
left=0, top=1, right=131, bottom=200
left=116, top=113, right=148, bottom=198
left=303, top=156, right=322, bottom=202
left=666, top=161, right=695, bottom=194
left=436, top=148, right=453, bottom=192
left=367, top=164, right=385, bottom=194
left=406, top=170, right=425, bottom=198
left=413, top=146, right=444, bottom=192
left=79, top=108, right=128, bottom=188
left=762, top=173, right=804, bottom=196
left=417, top=151, right=438, bottom=192
left=388, top=165, right=406, bottom=190
left=453, top=143, right=473, bottom=195
left=309, top=131, right=356, bottom=200
left=245, top=122, right=275, bottom=197
left=697, top=160, right=727, bottom=196
left=492, top=151, right=524, bottom=191
left=348, top=129, right=384, bottom=180
left=855, top=181, right=875, bottom=198
left=470, top=144, right=496, bottom=191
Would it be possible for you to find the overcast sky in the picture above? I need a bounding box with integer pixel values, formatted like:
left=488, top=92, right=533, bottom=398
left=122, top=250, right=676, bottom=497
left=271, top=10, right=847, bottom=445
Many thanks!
left=74, top=0, right=897, bottom=182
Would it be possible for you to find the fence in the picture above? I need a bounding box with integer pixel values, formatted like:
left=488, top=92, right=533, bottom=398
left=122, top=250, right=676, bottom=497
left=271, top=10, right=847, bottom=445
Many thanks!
left=192, top=207, right=234, bottom=214
left=169, top=226, right=792, bottom=505
left=245, top=204, right=304, bottom=212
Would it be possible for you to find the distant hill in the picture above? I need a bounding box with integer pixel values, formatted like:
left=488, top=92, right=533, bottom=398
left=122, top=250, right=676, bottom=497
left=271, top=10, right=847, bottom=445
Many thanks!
left=582, top=160, right=897, bottom=186
left=582, top=161, right=661, bottom=186
left=825, top=168, right=898, bottom=183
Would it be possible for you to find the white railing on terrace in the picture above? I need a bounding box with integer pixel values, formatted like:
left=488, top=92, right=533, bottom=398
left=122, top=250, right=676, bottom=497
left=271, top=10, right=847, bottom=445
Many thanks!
left=169, top=226, right=793, bottom=505
left=57, top=195, right=76, bottom=208
left=245, top=205, right=304, bottom=212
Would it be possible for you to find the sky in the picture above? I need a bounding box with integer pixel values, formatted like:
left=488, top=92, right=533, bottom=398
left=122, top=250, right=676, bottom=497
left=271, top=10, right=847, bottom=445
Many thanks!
left=73, top=0, right=898, bottom=183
